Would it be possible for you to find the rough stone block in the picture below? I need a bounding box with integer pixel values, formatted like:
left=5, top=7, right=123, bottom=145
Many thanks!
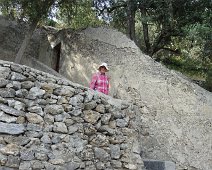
left=0, top=122, right=25, bottom=135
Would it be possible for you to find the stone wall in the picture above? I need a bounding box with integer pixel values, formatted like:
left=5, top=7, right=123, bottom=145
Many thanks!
left=0, top=60, right=144, bottom=170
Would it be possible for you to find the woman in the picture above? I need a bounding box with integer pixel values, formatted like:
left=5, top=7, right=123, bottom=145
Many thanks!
left=90, top=63, right=110, bottom=95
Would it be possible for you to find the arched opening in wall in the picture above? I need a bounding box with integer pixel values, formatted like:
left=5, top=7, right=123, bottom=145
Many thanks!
left=53, top=43, right=61, bottom=72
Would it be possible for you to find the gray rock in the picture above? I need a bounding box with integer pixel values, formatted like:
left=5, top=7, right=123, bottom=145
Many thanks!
left=83, top=123, right=97, bottom=136
left=11, top=81, right=21, bottom=90
left=101, top=113, right=111, bottom=125
left=54, top=114, right=65, bottom=122
left=11, top=72, right=26, bottom=81
left=111, top=160, right=122, bottom=168
left=110, top=145, right=121, bottom=159
left=25, top=131, right=43, bottom=138
left=83, top=110, right=101, bottom=124
left=116, top=119, right=128, bottom=127
left=43, top=162, right=56, bottom=170
left=0, top=104, right=25, bottom=116
left=16, top=116, right=25, bottom=124
left=64, top=162, right=80, bottom=170
left=49, top=159, right=66, bottom=166
left=46, top=98, right=57, bottom=104
left=37, top=99, right=48, bottom=105
left=51, top=135, right=61, bottom=144
left=0, top=96, right=7, bottom=104
left=95, top=104, right=105, bottom=113
left=14, top=101, right=25, bottom=111
left=57, top=96, right=68, bottom=104
left=69, top=95, right=84, bottom=106
left=19, top=161, right=31, bottom=170
left=64, top=104, right=73, bottom=112
left=84, top=101, right=97, bottom=110
left=7, top=99, right=15, bottom=107
left=0, top=67, right=10, bottom=79
left=41, top=134, right=51, bottom=144
left=43, top=124, right=53, bottom=132
left=44, top=105, right=64, bottom=115
left=0, top=111, right=17, bottom=123
left=4, top=136, right=30, bottom=146
left=94, top=147, right=110, bottom=161
left=53, top=86, right=75, bottom=96
left=84, top=91, right=93, bottom=103
left=7, top=100, right=25, bottom=111
left=26, top=113, right=44, bottom=124
left=15, top=89, right=28, bottom=98
left=69, top=108, right=82, bottom=116
left=5, top=155, right=20, bottom=168
left=44, top=114, right=54, bottom=124
left=69, top=135, right=87, bottom=153
left=27, top=87, right=45, bottom=99
left=21, top=81, right=34, bottom=89
left=91, top=134, right=109, bottom=147
left=27, top=106, right=43, bottom=116
left=20, top=149, right=35, bottom=161
left=113, top=111, right=125, bottom=119
left=26, top=123, right=43, bottom=132
left=0, top=143, right=19, bottom=156
left=68, top=125, right=78, bottom=134
left=11, top=65, right=23, bottom=73
left=35, top=152, right=48, bottom=161
left=31, top=160, right=45, bottom=169
left=0, top=122, right=25, bottom=135
left=53, top=122, right=68, bottom=133
left=96, top=162, right=106, bottom=169
left=98, top=125, right=115, bottom=135
left=0, top=88, right=15, bottom=98
left=0, top=152, right=7, bottom=166
left=0, top=79, right=8, bottom=88
left=64, top=119, right=74, bottom=126
left=123, top=163, right=137, bottom=169
left=0, top=167, right=15, bottom=170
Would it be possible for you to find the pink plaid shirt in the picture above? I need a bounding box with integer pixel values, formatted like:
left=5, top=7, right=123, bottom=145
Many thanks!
left=90, top=72, right=109, bottom=95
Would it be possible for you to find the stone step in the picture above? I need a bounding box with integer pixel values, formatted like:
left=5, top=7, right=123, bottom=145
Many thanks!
left=143, top=159, right=175, bottom=170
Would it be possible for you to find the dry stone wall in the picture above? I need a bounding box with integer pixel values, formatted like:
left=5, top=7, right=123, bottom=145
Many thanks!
left=0, top=60, right=144, bottom=170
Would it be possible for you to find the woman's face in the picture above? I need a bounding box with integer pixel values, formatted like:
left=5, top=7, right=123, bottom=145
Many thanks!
left=99, top=66, right=107, bottom=74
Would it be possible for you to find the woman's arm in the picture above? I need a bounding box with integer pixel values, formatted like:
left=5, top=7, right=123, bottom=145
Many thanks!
left=90, top=74, right=98, bottom=90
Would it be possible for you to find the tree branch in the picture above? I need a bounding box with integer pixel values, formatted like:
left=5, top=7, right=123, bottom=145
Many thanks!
left=158, top=47, right=181, bottom=55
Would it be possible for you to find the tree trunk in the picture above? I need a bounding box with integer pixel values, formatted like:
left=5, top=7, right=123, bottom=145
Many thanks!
left=14, top=20, right=38, bottom=64
left=140, top=6, right=150, bottom=54
left=126, top=0, right=136, bottom=42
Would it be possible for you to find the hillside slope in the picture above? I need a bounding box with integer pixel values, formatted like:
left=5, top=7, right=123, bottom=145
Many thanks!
left=58, top=27, right=212, bottom=170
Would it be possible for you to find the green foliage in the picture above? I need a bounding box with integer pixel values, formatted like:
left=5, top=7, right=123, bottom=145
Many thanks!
left=56, top=0, right=103, bottom=29
left=204, top=68, right=212, bottom=91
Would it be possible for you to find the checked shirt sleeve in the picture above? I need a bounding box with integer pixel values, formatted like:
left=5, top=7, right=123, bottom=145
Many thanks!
left=90, top=74, right=98, bottom=90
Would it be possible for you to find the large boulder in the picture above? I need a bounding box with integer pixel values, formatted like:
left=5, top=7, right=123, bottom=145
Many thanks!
left=58, top=27, right=212, bottom=170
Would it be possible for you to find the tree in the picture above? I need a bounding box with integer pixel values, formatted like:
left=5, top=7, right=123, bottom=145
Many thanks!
left=93, top=0, right=211, bottom=91
left=56, top=0, right=103, bottom=29
left=93, top=0, right=211, bottom=57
